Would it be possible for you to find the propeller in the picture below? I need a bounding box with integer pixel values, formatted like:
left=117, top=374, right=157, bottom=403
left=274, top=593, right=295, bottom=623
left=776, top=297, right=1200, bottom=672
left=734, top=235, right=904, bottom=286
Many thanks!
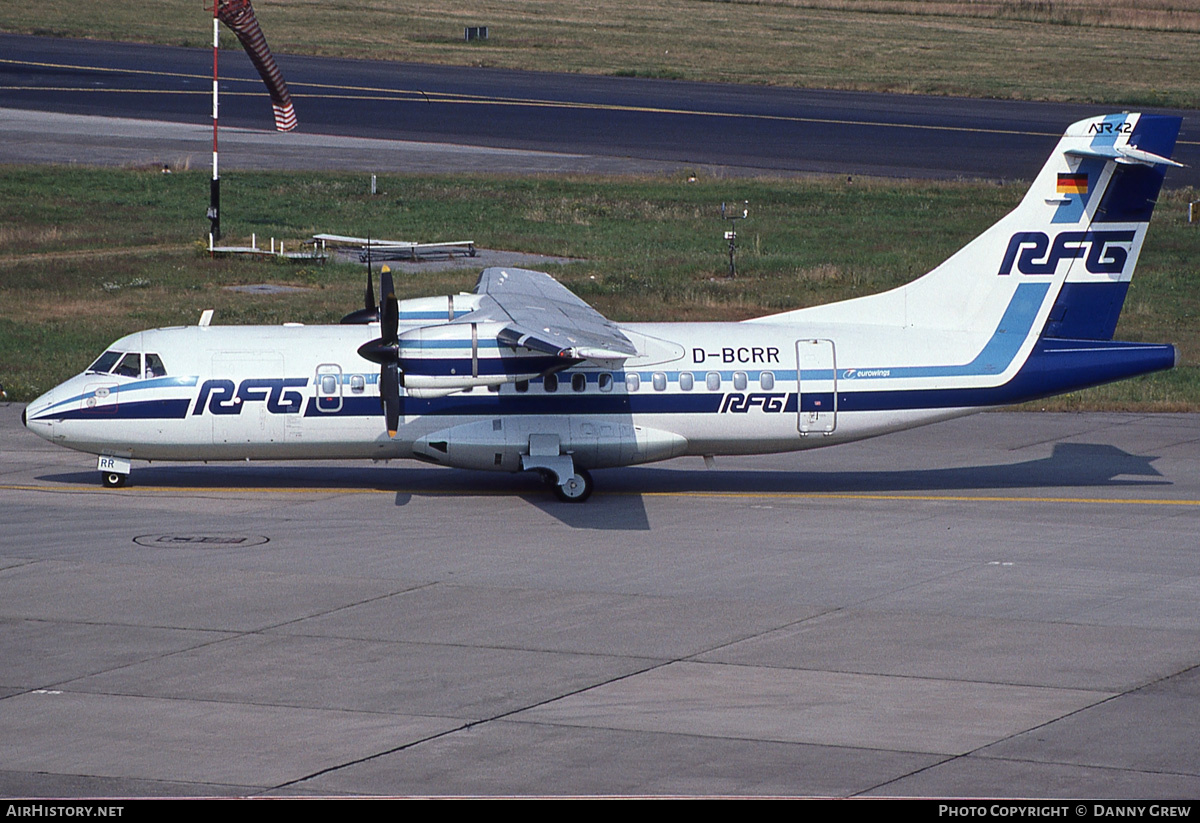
left=339, top=242, right=379, bottom=324
left=356, top=266, right=402, bottom=436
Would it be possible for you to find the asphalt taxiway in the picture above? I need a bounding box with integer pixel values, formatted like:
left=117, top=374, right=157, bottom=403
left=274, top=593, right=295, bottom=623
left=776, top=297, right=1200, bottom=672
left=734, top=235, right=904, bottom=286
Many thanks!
left=4, top=33, right=1198, bottom=183
left=2, top=404, right=1198, bottom=797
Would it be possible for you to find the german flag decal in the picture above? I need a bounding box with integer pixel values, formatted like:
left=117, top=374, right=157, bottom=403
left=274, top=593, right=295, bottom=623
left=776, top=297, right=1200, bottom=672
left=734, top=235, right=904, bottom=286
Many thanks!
left=1057, top=172, right=1088, bottom=194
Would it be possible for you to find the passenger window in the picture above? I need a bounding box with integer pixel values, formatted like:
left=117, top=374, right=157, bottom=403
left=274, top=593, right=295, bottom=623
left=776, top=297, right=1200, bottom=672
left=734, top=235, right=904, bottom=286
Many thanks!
left=734, top=372, right=748, bottom=391
left=144, top=353, right=166, bottom=378
left=598, top=373, right=613, bottom=392
left=706, top=372, right=721, bottom=391
left=113, top=352, right=141, bottom=378
left=515, top=380, right=529, bottom=393
left=678, top=373, right=694, bottom=391
left=350, top=375, right=365, bottom=393
left=320, top=374, right=338, bottom=394
left=572, top=373, right=587, bottom=392
left=543, top=374, right=558, bottom=393
left=652, top=372, right=667, bottom=391
left=88, top=351, right=122, bottom=374
left=760, top=371, right=775, bottom=390
left=626, top=373, right=640, bottom=392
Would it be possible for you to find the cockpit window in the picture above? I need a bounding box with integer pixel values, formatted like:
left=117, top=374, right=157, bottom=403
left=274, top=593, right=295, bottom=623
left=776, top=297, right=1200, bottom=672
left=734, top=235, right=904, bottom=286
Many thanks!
left=113, top=352, right=141, bottom=378
left=87, top=350, right=122, bottom=374
left=144, top=353, right=166, bottom=378
left=86, top=351, right=167, bottom=378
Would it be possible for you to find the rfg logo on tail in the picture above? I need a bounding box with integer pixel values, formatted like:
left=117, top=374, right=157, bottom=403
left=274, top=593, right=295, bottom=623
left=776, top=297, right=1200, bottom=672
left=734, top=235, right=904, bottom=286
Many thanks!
left=192, top=378, right=307, bottom=416
left=999, top=231, right=1136, bottom=276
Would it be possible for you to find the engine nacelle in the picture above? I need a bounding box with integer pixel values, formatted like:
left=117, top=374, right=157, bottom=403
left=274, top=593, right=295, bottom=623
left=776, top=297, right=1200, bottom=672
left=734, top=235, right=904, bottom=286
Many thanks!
left=395, top=293, right=482, bottom=324
left=398, top=320, right=573, bottom=395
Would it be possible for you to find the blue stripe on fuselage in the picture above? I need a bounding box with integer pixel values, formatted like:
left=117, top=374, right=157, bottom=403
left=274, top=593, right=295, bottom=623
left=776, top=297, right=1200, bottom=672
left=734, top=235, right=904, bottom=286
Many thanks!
left=39, top=339, right=1171, bottom=423
left=31, top=375, right=200, bottom=419
left=36, top=398, right=193, bottom=422
left=801, top=282, right=1050, bottom=382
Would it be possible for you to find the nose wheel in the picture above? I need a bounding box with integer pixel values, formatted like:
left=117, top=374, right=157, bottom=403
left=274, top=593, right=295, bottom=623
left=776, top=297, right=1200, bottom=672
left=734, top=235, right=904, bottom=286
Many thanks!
left=552, top=468, right=593, bottom=503
left=97, top=456, right=131, bottom=488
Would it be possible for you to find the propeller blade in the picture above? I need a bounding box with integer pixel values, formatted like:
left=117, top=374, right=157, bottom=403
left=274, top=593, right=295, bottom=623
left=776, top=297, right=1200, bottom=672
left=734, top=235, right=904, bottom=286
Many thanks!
left=380, top=266, right=398, bottom=345
left=340, top=266, right=379, bottom=324
left=381, top=363, right=400, bottom=436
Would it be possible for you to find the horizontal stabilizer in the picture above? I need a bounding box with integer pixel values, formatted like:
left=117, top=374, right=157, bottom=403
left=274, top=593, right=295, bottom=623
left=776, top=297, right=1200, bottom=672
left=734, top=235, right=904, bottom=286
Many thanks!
left=1066, top=145, right=1184, bottom=168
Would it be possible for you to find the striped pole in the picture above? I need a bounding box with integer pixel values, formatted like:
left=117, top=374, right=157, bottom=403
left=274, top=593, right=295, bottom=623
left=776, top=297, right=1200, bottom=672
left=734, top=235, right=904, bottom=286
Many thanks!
left=208, top=4, right=220, bottom=241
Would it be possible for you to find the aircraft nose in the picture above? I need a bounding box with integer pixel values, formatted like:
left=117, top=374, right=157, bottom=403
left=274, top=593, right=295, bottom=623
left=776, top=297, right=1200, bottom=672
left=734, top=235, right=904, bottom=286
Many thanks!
left=23, top=387, right=60, bottom=441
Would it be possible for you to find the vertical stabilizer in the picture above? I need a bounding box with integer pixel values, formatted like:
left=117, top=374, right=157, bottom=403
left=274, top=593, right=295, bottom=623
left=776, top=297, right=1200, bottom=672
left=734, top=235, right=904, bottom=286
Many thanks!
left=752, top=113, right=1182, bottom=345
left=1039, top=114, right=1180, bottom=339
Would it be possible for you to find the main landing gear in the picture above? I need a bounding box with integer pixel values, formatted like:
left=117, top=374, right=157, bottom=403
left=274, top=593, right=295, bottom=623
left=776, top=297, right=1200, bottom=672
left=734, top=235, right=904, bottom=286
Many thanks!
left=520, top=435, right=595, bottom=503
left=521, top=444, right=594, bottom=503
left=552, top=468, right=593, bottom=503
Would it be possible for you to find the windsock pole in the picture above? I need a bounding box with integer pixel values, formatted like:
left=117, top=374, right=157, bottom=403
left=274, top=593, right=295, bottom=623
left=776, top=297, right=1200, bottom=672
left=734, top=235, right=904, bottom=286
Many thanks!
left=208, top=3, right=221, bottom=241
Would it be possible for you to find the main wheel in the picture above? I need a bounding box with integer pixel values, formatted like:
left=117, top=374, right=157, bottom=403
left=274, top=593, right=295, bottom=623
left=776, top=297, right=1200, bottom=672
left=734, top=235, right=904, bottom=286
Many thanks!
left=101, top=471, right=127, bottom=488
left=552, top=468, right=593, bottom=503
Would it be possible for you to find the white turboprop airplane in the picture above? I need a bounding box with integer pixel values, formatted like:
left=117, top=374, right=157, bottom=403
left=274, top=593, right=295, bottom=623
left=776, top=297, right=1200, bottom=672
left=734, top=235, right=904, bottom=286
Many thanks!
left=23, top=113, right=1183, bottom=501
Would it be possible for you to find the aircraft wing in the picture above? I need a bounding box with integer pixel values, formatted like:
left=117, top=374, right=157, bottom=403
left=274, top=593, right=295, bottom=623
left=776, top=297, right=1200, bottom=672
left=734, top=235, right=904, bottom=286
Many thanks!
left=465, top=267, right=638, bottom=360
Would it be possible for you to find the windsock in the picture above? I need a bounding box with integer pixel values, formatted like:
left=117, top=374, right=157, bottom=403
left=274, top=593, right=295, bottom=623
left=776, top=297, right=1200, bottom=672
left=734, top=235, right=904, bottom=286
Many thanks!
left=216, top=0, right=297, bottom=131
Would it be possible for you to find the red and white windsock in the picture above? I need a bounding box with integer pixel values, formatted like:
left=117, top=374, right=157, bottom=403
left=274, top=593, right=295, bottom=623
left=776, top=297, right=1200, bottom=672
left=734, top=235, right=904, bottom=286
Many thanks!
left=215, top=0, right=297, bottom=131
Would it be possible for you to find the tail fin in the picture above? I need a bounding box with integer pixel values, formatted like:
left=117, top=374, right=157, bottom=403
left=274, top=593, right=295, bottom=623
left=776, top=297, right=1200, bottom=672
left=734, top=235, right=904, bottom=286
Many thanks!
left=754, top=112, right=1182, bottom=341
left=1038, top=113, right=1180, bottom=339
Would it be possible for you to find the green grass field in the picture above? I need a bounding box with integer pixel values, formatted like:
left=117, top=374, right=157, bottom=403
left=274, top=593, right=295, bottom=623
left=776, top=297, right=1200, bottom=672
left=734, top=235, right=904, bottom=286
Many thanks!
left=1, top=167, right=1196, bottom=409
left=4, top=1, right=1200, bottom=107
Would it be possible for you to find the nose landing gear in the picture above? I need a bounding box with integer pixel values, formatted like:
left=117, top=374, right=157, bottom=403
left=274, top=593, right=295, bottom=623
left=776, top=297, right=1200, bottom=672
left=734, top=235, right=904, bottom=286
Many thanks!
left=98, top=455, right=131, bottom=489
left=101, top=471, right=128, bottom=488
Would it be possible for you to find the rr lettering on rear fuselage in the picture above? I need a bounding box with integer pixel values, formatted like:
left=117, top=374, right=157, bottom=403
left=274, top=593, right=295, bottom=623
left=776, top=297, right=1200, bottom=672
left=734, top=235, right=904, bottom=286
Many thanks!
left=720, top=393, right=786, bottom=413
left=998, top=230, right=1136, bottom=276
left=193, top=378, right=307, bottom=415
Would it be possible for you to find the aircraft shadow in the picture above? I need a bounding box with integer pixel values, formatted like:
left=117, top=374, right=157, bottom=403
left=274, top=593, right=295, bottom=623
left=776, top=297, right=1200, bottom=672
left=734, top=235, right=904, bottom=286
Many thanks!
left=37, top=464, right=653, bottom=530
left=36, top=443, right=1164, bottom=531
left=606, top=443, right=1168, bottom=496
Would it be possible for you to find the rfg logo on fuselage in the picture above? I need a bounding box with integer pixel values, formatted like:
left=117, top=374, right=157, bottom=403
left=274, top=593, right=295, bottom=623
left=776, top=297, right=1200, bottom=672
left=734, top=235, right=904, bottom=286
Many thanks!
left=720, top=393, right=786, bottom=413
left=192, top=378, right=307, bottom=415
left=999, top=231, right=1136, bottom=276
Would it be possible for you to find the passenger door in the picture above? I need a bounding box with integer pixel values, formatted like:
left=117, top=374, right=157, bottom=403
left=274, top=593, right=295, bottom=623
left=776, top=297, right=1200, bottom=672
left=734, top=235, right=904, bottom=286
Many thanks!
left=796, top=339, right=837, bottom=434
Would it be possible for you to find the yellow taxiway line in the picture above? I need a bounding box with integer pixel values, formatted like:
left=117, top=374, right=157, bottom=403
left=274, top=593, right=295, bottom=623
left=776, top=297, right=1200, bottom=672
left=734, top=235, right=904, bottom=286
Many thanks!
left=2, top=483, right=1198, bottom=506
